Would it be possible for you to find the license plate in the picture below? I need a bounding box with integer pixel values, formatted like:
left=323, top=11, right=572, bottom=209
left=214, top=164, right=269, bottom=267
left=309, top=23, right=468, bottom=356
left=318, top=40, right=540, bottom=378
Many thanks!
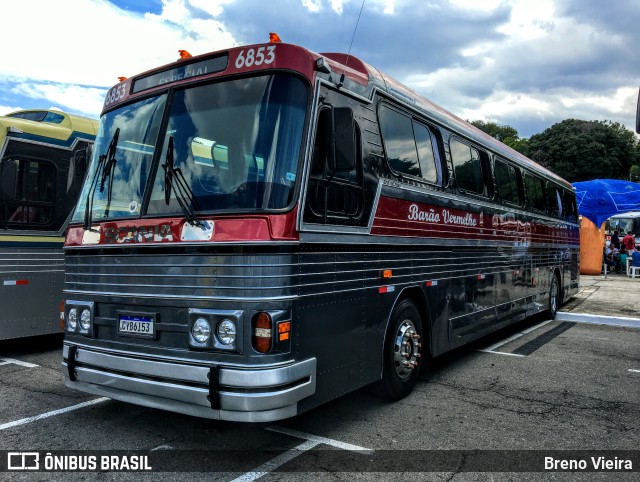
left=118, top=314, right=155, bottom=337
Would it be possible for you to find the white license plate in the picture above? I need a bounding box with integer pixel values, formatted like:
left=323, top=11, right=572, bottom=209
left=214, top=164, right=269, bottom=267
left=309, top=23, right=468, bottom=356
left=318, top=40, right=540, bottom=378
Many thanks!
left=118, top=315, right=154, bottom=337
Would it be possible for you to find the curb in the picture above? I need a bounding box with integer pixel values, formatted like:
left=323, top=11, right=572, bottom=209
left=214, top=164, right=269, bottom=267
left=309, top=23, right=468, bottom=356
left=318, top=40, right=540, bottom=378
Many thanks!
left=556, top=312, right=640, bottom=328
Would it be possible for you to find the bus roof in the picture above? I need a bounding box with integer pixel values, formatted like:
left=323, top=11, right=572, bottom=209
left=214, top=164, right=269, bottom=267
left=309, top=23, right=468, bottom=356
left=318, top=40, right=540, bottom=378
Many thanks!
left=609, top=211, right=640, bottom=219
left=0, top=109, right=98, bottom=143
left=102, top=41, right=571, bottom=190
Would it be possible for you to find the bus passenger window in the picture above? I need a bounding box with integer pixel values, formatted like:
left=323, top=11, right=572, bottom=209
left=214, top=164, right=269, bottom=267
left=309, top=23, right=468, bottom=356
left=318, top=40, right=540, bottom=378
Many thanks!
left=450, top=138, right=486, bottom=196
left=379, top=106, right=421, bottom=178
left=495, top=158, right=520, bottom=205
left=524, top=173, right=546, bottom=212
left=562, top=190, right=578, bottom=222
left=545, top=182, right=561, bottom=217
left=413, top=123, right=439, bottom=184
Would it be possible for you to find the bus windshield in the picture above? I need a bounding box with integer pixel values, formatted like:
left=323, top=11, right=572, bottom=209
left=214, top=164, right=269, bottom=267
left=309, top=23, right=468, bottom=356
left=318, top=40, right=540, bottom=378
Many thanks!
left=73, top=73, right=307, bottom=223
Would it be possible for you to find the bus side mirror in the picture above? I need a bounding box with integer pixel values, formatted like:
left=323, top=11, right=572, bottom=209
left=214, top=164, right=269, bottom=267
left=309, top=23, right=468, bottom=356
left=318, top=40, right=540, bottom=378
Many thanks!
left=0, top=160, right=17, bottom=201
left=328, top=107, right=356, bottom=172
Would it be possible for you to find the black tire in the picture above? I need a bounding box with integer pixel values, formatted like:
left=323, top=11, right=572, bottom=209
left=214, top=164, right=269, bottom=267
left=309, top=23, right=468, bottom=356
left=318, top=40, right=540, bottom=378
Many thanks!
left=548, top=274, right=560, bottom=320
left=376, top=299, right=424, bottom=400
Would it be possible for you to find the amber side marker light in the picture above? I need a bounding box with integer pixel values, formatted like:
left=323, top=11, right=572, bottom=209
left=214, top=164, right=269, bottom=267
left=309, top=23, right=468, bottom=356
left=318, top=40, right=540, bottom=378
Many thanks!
left=269, top=32, right=282, bottom=43
left=381, top=269, right=393, bottom=279
left=253, top=312, right=273, bottom=353
left=277, top=321, right=291, bottom=342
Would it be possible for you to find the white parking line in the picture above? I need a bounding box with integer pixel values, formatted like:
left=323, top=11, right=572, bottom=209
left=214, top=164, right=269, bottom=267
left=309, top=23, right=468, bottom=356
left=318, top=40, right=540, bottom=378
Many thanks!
left=0, top=398, right=109, bottom=431
left=230, top=439, right=319, bottom=482
left=231, top=426, right=372, bottom=482
left=478, top=319, right=553, bottom=354
left=0, top=357, right=39, bottom=368
left=629, top=369, right=640, bottom=373
left=481, top=351, right=526, bottom=358
left=266, top=426, right=373, bottom=453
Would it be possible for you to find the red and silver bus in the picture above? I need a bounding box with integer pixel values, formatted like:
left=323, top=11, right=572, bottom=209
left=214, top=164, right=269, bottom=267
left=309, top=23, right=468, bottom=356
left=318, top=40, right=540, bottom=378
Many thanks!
left=62, top=39, right=579, bottom=422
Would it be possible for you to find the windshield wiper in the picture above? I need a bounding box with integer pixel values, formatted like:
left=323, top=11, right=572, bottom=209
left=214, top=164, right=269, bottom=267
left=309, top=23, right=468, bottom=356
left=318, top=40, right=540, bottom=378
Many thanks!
left=83, top=128, right=119, bottom=230
left=162, top=136, right=203, bottom=226
left=100, top=127, right=120, bottom=218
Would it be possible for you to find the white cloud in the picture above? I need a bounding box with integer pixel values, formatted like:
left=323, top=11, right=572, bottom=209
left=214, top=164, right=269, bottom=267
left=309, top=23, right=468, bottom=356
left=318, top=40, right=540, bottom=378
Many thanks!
left=10, top=83, right=106, bottom=119
left=0, top=0, right=237, bottom=88
left=330, top=0, right=344, bottom=14
left=302, top=0, right=322, bottom=12
left=0, top=105, right=23, bottom=116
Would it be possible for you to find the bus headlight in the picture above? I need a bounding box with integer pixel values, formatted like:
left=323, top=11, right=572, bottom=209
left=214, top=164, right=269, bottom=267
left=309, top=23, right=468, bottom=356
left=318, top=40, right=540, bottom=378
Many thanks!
left=192, top=317, right=211, bottom=343
left=188, top=308, right=242, bottom=351
left=79, top=309, right=92, bottom=333
left=216, top=319, right=236, bottom=345
left=65, top=301, right=94, bottom=336
left=67, top=308, right=78, bottom=332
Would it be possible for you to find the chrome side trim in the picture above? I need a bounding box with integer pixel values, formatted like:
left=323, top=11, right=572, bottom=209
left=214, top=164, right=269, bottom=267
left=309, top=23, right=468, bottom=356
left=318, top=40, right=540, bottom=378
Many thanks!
left=219, top=358, right=316, bottom=388
left=74, top=365, right=210, bottom=407
left=62, top=375, right=298, bottom=422
left=66, top=345, right=210, bottom=384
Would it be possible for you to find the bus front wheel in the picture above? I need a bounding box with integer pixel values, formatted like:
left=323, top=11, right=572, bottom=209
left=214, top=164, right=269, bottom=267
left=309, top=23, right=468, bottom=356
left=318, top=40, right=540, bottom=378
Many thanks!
left=377, top=299, right=424, bottom=400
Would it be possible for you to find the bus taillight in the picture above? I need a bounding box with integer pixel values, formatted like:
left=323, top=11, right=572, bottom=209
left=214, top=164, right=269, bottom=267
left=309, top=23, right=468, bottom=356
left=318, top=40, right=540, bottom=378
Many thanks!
left=253, top=312, right=273, bottom=353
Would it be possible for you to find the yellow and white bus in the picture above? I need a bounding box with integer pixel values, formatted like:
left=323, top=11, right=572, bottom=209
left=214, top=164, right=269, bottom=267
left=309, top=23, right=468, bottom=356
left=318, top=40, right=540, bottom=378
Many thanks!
left=0, top=109, right=97, bottom=339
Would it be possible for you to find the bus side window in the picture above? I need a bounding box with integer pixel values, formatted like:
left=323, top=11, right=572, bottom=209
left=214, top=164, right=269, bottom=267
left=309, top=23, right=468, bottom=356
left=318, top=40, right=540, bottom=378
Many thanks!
left=563, top=189, right=578, bottom=223
left=1, top=159, right=55, bottom=227
left=545, top=182, right=562, bottom=217
left=304, top=105, right=364, bottom=224
left=524, top=172, right=546, bottom=213
left=379, top=106, right=421, bottom=178
left=378, top=105, right=441, bottom=185
left=449, top=137, right=489, bottom=197
left=494, top=158, right=521, bottom=206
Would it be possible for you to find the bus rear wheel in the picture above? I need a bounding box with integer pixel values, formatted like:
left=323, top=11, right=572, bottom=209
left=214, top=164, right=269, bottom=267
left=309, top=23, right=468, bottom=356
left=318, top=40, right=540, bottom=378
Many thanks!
left=548, top=274, right=560, bottom=320
left=377, top=299, right=424, bottom=400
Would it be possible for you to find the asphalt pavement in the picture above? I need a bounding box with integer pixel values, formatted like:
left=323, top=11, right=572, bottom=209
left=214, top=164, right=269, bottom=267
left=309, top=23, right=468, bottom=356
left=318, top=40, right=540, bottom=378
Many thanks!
left=559, top=273, right=640, bottom=327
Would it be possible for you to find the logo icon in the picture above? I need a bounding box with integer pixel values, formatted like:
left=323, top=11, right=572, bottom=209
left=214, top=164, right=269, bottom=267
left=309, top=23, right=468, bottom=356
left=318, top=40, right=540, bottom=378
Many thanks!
left=8, top=452, right=39, bottom=470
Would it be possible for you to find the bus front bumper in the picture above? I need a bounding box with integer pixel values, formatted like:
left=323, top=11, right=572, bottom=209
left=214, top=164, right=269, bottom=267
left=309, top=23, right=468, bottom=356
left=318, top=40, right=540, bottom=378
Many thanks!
left=62, top=344, right=316, bottom=422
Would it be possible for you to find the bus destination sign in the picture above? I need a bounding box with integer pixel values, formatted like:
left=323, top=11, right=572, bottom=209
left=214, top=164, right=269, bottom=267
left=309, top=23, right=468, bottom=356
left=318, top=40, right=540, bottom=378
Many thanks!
left=132, top=55, right=229, bottom=94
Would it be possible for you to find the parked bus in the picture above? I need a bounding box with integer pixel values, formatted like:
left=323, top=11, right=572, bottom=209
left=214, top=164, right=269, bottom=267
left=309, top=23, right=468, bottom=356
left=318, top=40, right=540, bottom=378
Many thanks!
left=62, top=40, right=579, bottom=422
left=606, top=211, right=640, bottom=244
left=0, top=109, right=97, bottom=340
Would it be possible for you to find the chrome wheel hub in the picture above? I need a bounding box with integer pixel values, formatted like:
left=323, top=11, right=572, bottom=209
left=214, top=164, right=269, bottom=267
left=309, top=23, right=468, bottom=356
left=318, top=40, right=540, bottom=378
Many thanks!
left=393, top=320, right=421, bottom=379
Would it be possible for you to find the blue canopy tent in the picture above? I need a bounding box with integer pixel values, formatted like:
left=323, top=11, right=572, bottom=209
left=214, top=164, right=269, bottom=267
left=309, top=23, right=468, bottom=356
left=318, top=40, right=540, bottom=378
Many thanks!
left=573, top=179, right=640, bottom=274
left=573, top=179, right=640, bottom=226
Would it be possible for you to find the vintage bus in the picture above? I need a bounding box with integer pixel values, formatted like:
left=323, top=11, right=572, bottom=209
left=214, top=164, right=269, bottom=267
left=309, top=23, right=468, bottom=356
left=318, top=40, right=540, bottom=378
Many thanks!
left=0, top=109, right=97, bottom=340
left=61, top=39, right=579, bottom=422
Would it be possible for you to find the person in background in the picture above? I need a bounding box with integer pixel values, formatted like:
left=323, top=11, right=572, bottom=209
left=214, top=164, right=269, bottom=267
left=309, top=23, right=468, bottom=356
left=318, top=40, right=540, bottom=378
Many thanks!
left=619, top=244, right=628, bottom=275
left=610, top=230, right=621, bottom=250
left=603, top=244, right=616, bottom=273
left=622, top=231, right=636, bottom=253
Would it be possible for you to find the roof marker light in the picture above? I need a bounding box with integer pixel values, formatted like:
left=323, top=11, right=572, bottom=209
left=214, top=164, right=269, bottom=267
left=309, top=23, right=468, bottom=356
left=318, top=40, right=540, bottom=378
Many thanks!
left=178, top=49, right=192, bottom=60
left=118, top=76, right=128, bottom=82
left=269, top=32, right=281, bottom=43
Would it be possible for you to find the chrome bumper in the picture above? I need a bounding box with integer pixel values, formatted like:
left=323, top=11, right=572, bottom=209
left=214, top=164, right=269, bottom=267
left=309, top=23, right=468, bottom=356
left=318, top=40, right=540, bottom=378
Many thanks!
left=62, top=344, right=316, bottom=422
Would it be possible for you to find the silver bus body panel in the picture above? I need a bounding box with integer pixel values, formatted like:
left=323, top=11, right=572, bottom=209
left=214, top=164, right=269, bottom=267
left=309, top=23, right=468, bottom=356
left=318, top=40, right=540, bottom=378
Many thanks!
left=0, top=245, right=64, bottom=339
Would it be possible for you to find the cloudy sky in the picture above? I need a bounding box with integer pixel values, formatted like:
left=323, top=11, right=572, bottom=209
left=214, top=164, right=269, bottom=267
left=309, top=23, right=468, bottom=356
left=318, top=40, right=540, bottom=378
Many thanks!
left=1, top=0, right=638, bottom=138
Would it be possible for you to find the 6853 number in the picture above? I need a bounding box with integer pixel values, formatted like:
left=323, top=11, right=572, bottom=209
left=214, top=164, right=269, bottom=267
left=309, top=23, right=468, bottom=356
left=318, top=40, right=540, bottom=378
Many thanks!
left=234, top=45, right=276, bottom=69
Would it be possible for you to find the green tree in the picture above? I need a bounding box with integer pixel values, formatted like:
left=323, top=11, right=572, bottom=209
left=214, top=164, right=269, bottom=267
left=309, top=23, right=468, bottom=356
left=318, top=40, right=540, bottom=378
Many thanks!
left=630, top=165, right=640, bottom=182
left=469, top=120, right=529, bottom=155
left=526, top=119, right=640, bottom=182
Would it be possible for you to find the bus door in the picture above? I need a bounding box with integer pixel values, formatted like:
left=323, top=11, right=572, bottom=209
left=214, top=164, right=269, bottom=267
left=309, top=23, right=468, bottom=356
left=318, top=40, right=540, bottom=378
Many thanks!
left=300, top=88, right=370, bottom=393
